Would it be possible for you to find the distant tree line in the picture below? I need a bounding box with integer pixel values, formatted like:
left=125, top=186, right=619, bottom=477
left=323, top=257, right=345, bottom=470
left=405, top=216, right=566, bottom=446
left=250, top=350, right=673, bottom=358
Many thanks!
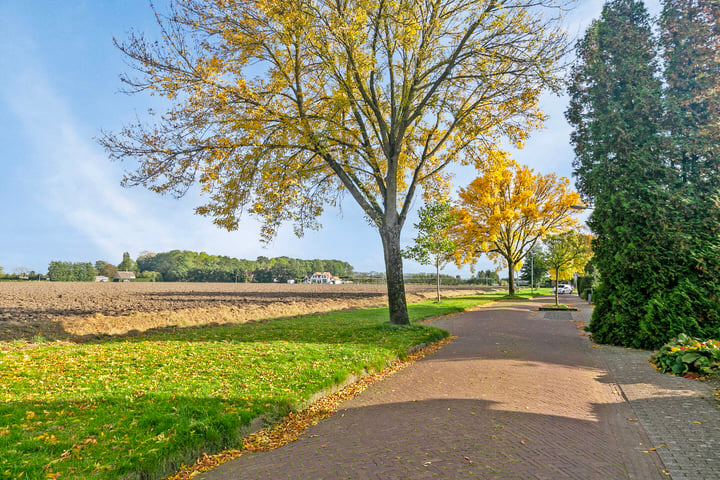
left=4, top=251, right=356, bottom=283
left=135, top=250, right=354, bottom=283
left=0, top=265, right=45, bottom=281
left=469, top=270, right=502, bottom=286
left=47, top=261, right=96, bottom=282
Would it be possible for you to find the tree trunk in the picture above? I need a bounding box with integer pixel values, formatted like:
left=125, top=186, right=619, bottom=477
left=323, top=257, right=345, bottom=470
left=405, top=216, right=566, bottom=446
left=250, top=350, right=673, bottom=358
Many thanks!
left=380, top=225, right=410, bottom=325
left=507, top=261, right=516, bottom=296
left=554, top=271, right=559, bottom=306
left=435, top=257, right=441, bottom=303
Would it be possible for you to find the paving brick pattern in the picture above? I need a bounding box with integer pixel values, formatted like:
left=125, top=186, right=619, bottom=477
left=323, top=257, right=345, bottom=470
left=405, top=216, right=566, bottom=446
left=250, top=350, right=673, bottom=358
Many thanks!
left=200, top=298, right=669, bottom=480
left=573, top=303, right=720, bottom=480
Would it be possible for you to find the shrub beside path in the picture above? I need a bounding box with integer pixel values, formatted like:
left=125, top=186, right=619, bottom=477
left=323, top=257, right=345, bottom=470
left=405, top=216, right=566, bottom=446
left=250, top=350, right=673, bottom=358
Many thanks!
left=197, top=296, right=680, bottom=479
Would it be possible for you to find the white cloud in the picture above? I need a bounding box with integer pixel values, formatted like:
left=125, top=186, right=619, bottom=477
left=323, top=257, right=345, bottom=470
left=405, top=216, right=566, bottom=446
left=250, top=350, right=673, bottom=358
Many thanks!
left=1, top=62, right=272, bottom=265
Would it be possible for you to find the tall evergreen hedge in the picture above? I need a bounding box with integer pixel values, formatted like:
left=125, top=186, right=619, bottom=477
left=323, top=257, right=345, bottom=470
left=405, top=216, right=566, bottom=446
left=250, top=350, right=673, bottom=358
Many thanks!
left=566, top=0, right=720, bottom=348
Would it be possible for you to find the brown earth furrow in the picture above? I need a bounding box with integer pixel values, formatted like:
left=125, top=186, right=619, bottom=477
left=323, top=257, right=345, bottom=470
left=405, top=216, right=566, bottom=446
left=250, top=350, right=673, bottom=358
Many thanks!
left=0, top=282, right=494, bottom=342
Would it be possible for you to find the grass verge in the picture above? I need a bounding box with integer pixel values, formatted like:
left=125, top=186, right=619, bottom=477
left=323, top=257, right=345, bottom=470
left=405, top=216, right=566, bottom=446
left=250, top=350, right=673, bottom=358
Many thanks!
left=478, top=287, right=554, bottom=300
left=0, top=295, right=489, bottom=480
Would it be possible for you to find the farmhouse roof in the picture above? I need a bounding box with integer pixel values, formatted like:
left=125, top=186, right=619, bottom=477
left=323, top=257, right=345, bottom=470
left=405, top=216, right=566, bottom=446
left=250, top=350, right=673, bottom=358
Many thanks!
left=115, top=271, right=136, bottom=280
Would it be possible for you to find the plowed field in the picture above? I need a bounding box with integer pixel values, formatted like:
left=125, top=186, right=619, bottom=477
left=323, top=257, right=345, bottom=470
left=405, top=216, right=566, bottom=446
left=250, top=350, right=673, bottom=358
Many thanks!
left=0, top=282, right=488, bottom=342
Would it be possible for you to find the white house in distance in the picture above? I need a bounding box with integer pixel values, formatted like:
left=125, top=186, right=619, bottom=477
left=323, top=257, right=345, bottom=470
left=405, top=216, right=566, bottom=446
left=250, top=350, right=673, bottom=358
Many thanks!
left=304, top=272, right=343, bottom=284
left=115, top=271, right=136, bottom=282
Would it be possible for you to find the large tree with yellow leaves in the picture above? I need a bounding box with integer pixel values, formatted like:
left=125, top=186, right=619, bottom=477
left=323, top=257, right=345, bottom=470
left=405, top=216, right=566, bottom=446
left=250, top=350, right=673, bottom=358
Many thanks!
left=454, top=161, right=580, bottom=296
left=100, top=0, right=568, bottom=324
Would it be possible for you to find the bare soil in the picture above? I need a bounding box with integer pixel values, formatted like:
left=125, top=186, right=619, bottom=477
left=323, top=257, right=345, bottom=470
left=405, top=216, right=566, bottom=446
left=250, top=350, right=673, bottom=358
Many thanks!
left=0, top=282, right=491, bottom=342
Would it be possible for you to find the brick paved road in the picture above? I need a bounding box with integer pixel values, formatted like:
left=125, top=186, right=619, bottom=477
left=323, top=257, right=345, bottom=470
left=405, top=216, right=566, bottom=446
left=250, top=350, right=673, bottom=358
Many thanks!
left=200, top=298, right=668, bottom=479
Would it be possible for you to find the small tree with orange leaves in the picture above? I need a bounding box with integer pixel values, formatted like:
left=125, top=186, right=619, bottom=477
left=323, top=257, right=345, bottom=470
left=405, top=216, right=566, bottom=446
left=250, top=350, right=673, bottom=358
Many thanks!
left=453, top=161, right=581, bottom=296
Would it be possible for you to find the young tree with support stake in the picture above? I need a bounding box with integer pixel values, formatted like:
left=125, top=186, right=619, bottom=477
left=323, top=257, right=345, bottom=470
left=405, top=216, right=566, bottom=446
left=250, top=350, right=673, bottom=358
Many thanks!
left=540, top=231, right=592, bottom=306
left=402, top=201, right=458, bottom=303
left=100, top=0, right=568, bottom=325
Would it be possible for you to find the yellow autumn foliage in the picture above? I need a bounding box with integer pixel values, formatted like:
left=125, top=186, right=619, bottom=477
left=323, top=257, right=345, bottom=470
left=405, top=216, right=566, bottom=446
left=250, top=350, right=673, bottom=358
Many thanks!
left=101, top=0, right=570, bottom=322
left=103, top=0, right=568, bottom=242
left=453, top=159, right=581, bottom=292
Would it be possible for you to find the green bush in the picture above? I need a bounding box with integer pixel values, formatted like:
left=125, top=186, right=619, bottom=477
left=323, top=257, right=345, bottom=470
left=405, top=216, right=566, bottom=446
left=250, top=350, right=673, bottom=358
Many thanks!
left=650, top=333, right=720, bottom=376
left=576, top=276, right=593, bottom=298
left=640, top=279, right=720, bottom=348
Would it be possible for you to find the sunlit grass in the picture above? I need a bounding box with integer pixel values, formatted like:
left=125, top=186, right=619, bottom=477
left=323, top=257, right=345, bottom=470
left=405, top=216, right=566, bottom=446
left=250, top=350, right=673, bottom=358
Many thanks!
left=470, top=287, right=555, bottom=300
left=0, top=295, right=494, bottom=480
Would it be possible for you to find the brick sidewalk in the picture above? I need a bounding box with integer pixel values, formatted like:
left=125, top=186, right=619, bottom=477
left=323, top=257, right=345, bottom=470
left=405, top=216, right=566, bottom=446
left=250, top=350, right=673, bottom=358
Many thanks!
left=573, top=301, right=720, bottom=480
left=199, top=297, right=669, bottom=479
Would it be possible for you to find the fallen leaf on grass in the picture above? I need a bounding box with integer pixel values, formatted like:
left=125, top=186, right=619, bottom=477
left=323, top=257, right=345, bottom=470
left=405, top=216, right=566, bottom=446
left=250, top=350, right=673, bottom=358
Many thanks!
left=165, top=336, right=457, bottom=480
left=463, top=456, right=473, bottom=464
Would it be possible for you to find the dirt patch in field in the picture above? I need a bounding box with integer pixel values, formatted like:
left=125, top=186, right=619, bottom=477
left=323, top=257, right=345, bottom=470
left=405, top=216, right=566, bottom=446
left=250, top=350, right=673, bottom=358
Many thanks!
left=0, top=282, right=494, bottom=342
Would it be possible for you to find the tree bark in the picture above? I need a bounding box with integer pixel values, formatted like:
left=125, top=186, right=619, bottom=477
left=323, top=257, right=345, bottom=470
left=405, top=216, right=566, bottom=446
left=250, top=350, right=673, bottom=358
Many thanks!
left=507, top=261, right=516, bottom=296
left=380, top=225, right=410, bottom=325
left=436, top=257, right=441, bottom=303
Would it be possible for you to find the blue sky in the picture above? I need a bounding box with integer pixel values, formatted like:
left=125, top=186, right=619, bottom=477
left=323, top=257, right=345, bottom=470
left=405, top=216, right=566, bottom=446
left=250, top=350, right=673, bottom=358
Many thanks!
left=0, top=1, right=659, bottom=277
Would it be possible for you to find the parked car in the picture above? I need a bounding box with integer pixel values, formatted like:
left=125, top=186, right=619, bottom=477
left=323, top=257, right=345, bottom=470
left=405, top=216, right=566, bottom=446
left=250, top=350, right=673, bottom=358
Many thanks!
left=552, top=284, right=573, bottom=294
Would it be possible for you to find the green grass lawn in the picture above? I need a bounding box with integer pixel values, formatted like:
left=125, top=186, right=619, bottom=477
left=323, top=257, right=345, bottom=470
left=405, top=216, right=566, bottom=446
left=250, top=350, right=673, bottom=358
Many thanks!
left=478, top=287, right=554, bottom=300
left=0, top=295, right=494, bottom=480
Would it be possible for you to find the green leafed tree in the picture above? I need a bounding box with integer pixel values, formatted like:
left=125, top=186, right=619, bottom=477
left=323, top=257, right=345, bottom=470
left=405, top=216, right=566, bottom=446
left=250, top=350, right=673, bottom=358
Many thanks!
left=539, top=231, right=592, bottom=306
left=100, top=0, right=568, bottom=325
left=117, top=252, right=138, bottom=273
left=402, top=201, right=459, bottom=303
left=519, top=245, right=547, bottom=289
left=473, top=269, right=500, bottom=286
left=48, top=261, right=96, bottom=282
left=95, top=260, right=119, bottom=278
left=566, top=0, right=680, bottom=348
